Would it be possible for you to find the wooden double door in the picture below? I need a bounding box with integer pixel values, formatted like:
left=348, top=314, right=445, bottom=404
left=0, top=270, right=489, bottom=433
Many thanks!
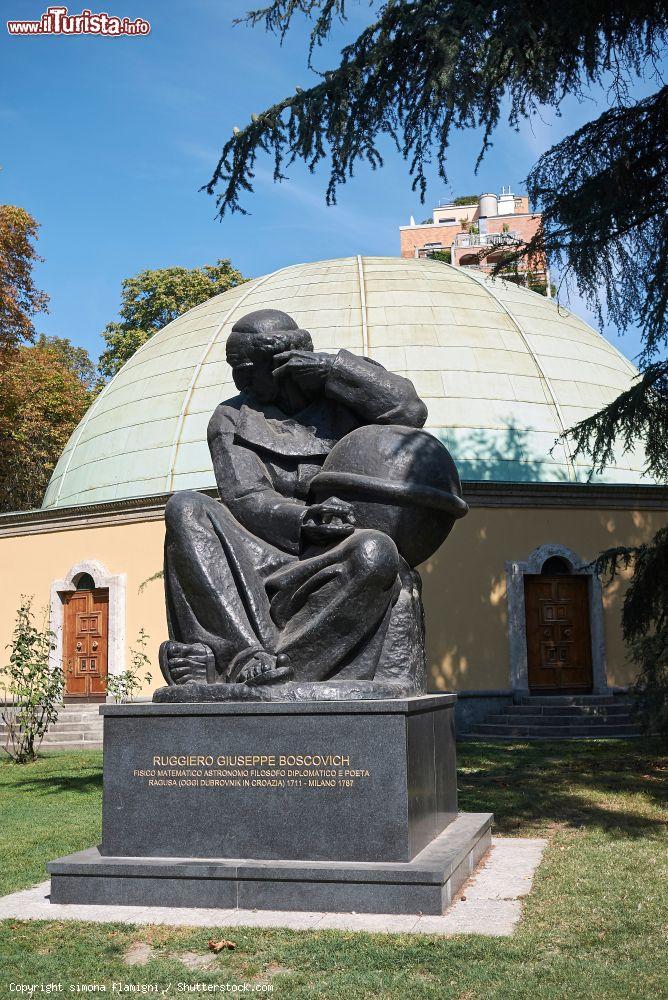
left=62, top=589, right=109, bottom=701
left=524, top=575, right=592, bottom=692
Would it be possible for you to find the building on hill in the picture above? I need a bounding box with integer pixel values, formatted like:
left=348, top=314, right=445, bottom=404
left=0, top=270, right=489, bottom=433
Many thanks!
left=400, top=188, right=550, bottom=295
left=0, top=256, right=665, bottom=730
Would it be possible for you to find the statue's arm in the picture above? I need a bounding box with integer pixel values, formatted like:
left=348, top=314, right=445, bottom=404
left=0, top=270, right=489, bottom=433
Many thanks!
left=207, top=406, right=305, bottom=555
left=325, top=349, right=428, bottom=427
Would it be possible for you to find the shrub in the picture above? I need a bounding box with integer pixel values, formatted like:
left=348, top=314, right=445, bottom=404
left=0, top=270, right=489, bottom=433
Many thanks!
left=106, top=628, right=152, bottom=703
left=430, top=249, right=452, bottom=265
left=1, top=596, right=63, bottom=763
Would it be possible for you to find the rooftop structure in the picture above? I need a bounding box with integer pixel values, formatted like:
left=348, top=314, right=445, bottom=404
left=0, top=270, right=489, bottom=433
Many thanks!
left=400, top=189, right=549, bottom=293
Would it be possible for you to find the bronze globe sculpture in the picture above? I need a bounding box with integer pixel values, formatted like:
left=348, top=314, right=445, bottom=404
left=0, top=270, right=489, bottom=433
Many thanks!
left=308, top=423, right=468, bottom=568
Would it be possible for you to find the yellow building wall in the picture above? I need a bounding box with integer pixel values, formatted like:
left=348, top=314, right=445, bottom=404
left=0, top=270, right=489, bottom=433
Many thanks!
left=422, top=506, right=667, bottom=691
left=0, top=504, right=665, bottom=697
left=0, top=519, right=167, bottom=697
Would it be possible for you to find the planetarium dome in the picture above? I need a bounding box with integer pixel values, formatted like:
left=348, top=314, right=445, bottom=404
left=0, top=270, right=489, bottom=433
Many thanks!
left=43, top=256, right=648, bottom=509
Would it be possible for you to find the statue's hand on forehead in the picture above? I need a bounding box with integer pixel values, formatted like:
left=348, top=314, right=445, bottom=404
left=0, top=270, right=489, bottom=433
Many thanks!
left=272, top=350, right=335, bottom=394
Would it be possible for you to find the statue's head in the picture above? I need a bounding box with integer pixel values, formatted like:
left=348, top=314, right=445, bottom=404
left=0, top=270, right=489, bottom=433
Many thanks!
left=227, top=310, right=313, bottom=408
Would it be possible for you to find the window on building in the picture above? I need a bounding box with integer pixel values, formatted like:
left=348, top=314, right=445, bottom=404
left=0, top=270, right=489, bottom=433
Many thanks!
left=75, top=572, right=96, bottom=590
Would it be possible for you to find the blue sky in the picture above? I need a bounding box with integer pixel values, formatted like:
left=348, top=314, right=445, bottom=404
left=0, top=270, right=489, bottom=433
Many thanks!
left=0, top=0, right=653, bottom=364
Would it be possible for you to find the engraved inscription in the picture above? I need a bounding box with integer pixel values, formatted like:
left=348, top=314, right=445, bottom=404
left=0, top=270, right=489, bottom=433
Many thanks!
left=130, top=751, right=371, bottom=790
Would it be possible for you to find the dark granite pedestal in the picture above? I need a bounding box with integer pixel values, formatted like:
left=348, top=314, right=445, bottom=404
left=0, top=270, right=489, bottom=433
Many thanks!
left=47, top=695, right=493, bottom=914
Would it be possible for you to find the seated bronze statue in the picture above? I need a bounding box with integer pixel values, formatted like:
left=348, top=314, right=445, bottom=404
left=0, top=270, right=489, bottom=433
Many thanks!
left=155, top=309, right=467, bottom=702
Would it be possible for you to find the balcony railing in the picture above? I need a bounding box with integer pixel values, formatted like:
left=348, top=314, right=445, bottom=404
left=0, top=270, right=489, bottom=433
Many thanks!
left=452, top=232, right=521, bottom=248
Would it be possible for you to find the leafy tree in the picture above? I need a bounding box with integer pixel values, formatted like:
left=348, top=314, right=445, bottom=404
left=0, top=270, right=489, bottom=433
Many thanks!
left=98, top=259, right=248, bottom=380
left=0, top=208, right=94, bottom=511
left=1, top=596, right=63, bottom=764
left=34, top=334, right=97, bottom=390
left=0, top=342, right=91, bottom=512
left=206, top=1, right=668, bottom=730
left=0, top=205, right=49, bottom=350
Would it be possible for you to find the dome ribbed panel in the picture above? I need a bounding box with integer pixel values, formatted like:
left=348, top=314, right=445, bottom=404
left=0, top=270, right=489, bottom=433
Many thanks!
left=42, top=256, right=650, bottom=509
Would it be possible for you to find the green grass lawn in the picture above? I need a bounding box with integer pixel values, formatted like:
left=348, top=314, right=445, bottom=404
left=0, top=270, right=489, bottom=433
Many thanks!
left=0, top=740, right=666, bottom=999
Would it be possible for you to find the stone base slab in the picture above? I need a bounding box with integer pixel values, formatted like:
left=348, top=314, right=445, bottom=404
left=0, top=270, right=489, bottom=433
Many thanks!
left=47, top=812, right=492, bottom=915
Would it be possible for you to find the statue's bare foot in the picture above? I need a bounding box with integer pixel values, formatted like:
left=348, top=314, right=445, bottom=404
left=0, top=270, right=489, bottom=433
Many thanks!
left=159, top=641, right=214, bottom=685
left=226, top=649, right=293, bottom=686
left=242, top=652, right=293, bottom=686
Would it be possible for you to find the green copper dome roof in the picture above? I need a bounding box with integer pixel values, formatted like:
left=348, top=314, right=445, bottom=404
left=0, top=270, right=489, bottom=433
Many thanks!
left=43, top=256, right=648, bottom=509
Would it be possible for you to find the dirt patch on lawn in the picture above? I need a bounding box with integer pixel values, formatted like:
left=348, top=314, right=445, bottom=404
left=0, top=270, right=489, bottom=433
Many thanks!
left=123, top=943, right=217, bottom=971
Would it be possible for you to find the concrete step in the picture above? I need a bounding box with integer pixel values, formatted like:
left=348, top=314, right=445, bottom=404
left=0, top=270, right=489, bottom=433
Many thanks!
left=0, top=708, right=102, bottom=724
left=459, top=733, right=642, bottom=743
left=503, top=703, right=633, bottom=717
left=0, top=714, right=102, bottom=727
left=39, top=732, right=103, bottom=745
left=39, top=741, right=103, bottom=750
left=0, top=720, right=103, bottom=735
left=40, top=722, right=103, bottom=734
left=519, top=694, right=618, bottom=706
left=469, top=723, right=642, bottom=738
left=56, top=710, right=104, bottom=720
left=485, top=713, right=635, bottom=727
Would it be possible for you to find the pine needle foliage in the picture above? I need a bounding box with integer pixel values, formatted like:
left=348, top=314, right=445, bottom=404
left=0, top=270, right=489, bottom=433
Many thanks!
left=572, top=360, right=668, bottom=735
left=566, top=364, right=668, bottom=483
left=207, top=1, right=667, bottom=213
left=594, top=529, right=668, bottom=736
left=205, top=0, right=668, bottom=732
left=515, top=87, right=668, bottom=360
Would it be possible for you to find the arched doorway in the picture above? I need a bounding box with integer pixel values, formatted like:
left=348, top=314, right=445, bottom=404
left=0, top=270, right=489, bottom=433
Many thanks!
left=50, top=560, right=126, bottom=703
left=523, top=557, right=593, bottom=693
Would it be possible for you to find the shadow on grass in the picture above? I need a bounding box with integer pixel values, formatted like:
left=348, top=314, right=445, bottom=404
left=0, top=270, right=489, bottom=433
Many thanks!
left=458, top=739, right=668, bottom=837
left=0, top=754, right=102, bottom=798
left=12, top=772, right=103, bottom=796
